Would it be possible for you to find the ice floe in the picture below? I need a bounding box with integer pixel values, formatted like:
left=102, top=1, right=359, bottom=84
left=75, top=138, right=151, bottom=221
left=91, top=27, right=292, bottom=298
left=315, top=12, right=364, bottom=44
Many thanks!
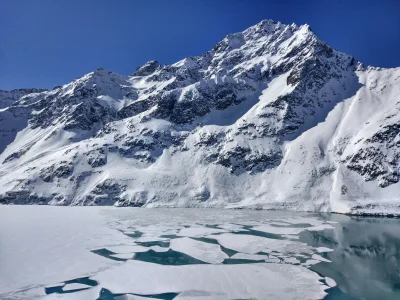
left=177, top=227, right=227, bottom=237
left=174, top=290, right=230, bottom=300
left=251, top=224, right=305, bottom=235
left=110, top=253, right=136, bottom=260
left=282, top=257, right=301, bottom=264
left=279, top=217, right=323, bottom=226
left=230, top=253, right=269, bottom=261
left=207, top=233, right=312, bottom=254
left=265, top=256, right=281, bottom=263
left=62, top=283, right=91, bottom=291
left=303, top=259, right=321, bottom=267
left=316, top=247, right=334, bottom=253
left=312, top=254, right=332, bottom=263
left=217, top=223, right=247, bottom=231
left=43, top=286, right=102, bottom=299
left=106, top=245, right=149, bottom=253
left=93, top=260, right=329, bottom=299
left=170, top=237, right=228, bottom=264
left=325, top=277, right=337, bottom=288
left=114, top=294, right=163, bottom=300
left=306, top=224, right=335, bottom=231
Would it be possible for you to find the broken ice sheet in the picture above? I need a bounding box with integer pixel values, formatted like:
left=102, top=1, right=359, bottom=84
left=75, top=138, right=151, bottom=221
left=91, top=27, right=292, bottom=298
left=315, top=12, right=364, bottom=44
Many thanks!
left=134, top=236, right=170, bottom=242
left=251, top=224, right=305, bottom=235
left=279, top=217, right=324, bottom=226
left=43, top=286, right=102, bottom=299
left=216, top=223, right=247, bottom=231
left=114, top=294, right=163, bottom=300
left=282, top=257, right=301, bottom=264
left=303, top=259, right=321, bottom=267
left=306, top=224, right=335, bottom=231
left=230, top=253, right=269, bottom=261
left=106, top=245, right=149, bottom=253
left=316, top=247, right=334, bottom=253
left=92, top=260, right=329, bottom=299
left=207, top=233, right=312, bottom=255
left=110, top=253, right=136, bottom=260
left=312, top=254, right=332, bottom=262
left=169, top=237, right=228, bottom=264
left=282, top=234, right=300, bottom=239
left=62, top=283, right=91, bottom=291
left=174, top=290, right=230, bottom=300
left=106, top=245, right=169, bottom=254
left=177, top=226, right=227, bottom=237
left=265, top=256, right=281, bottom=263
left=325, top=277, right=337, bottom=287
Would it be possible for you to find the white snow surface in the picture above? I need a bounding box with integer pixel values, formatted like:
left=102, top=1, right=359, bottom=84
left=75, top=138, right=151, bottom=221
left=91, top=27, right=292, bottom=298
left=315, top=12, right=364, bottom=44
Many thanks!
left=1, top=20, right=400, bottom=215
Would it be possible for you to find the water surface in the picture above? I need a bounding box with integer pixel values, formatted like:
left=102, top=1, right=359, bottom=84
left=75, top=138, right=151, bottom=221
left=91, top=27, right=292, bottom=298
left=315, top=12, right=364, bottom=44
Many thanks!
left=0, top=207, right=399, bottom=299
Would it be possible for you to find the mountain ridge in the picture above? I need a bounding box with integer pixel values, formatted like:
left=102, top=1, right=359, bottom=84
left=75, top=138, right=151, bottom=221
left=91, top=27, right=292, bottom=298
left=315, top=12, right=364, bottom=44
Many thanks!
left=1, top=19, right=400, bottom=215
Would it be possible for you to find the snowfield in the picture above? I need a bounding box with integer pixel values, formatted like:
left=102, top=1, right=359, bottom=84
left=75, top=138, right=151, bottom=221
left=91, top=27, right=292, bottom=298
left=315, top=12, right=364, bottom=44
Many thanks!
left=1, top=20, right=400, bottom=214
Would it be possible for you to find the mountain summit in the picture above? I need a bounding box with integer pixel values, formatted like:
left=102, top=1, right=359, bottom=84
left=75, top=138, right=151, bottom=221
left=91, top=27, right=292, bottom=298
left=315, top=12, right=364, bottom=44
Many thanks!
left=1, top=20, right=399, bottom=215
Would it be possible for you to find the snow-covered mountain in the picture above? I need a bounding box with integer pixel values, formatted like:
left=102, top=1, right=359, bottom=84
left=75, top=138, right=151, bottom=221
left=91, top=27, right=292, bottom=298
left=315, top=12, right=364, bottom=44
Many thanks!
left=1, top=20, right=400, bottom=215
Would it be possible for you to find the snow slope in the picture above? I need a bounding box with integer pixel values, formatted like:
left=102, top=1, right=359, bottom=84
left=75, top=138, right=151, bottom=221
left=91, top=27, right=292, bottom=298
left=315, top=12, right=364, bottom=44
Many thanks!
left=1, top=20, right=400, bottom=215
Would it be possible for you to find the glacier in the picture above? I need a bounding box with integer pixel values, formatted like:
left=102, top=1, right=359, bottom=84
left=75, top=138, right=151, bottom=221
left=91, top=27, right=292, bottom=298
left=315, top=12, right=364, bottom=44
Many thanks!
left=1, top=20, right=400, bottom=215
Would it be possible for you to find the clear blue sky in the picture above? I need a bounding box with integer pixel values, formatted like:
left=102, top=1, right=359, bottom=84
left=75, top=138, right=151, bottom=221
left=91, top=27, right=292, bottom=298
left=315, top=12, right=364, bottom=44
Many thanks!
left=1, top=0, right=399, bottom=90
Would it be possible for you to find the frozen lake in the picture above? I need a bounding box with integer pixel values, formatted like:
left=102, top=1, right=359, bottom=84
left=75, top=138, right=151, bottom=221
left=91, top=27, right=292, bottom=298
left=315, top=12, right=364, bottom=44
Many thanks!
left=1, top=207, right=399, bottom=299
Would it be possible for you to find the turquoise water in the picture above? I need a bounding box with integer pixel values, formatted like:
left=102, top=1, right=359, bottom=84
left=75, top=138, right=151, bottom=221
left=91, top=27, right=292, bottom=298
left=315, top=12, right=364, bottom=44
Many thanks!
left=302, top=214, right=400, bottom=300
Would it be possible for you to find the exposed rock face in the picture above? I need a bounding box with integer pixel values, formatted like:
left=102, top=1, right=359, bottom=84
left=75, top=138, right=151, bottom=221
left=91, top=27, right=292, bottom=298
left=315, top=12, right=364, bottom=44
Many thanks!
left=0, top=20, right=399, bottom=215
left=345, top=114, right=400, bottom=188
left=0, top=88, right=48, bottom=109
left=133, top=60, right=161, bottom=76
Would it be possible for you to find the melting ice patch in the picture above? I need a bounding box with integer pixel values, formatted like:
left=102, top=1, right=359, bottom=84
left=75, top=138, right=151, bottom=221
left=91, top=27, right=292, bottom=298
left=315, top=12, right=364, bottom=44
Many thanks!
left=0, top=207, right=337, bottom=300
left=316, top=247, right=334, bottom=253
left=207, top=233, right=312, bottom=255
left=106, top=245, right=168, bottom=254
left=92, top=260, right=328, bottom=299
left=62, top=283, right=91, bottom=292
left=252, top=224, right=305, bottom=235
left=177, top=227, right=227, bottom=237
left=170, top=237, right=228, bottom=264
left=110, top=253, right=136, bottom=260
left=325, top=277, right=337, bottom=288
left=230, top=253, right=269, bottom=261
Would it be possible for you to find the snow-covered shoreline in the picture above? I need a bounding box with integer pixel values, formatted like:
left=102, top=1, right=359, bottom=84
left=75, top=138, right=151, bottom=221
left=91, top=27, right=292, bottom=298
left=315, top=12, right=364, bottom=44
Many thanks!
left=2, top=203, right=400, bottom=217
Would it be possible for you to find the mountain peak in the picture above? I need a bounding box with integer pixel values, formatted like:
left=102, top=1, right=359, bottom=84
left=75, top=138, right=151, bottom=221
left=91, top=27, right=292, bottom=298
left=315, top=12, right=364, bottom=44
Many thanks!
left=240, top=19, right=317, bottom=44
left=243, top=19, right=290, bottom=37
left=0, top=88, right=49, bottom=109
left=133, top=60, right=161, bottom=76
left=0, top=20, right=399, bottom=215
